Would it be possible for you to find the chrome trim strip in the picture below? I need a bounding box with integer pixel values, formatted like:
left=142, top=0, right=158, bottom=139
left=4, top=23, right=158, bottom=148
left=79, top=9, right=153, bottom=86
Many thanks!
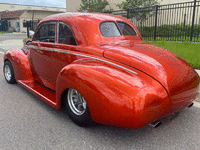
left=27, top=46, right=138, bottom=75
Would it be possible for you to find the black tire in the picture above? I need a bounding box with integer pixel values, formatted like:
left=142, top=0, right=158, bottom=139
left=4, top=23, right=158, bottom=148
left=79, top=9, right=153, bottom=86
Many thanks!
left=3, top=61, right=16, bottom=84
left=64, top=88, right=93, bottom=127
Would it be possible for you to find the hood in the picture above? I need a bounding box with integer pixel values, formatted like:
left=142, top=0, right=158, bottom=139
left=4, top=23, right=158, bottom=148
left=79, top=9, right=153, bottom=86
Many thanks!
left=99, top=40, right=199, bottom=98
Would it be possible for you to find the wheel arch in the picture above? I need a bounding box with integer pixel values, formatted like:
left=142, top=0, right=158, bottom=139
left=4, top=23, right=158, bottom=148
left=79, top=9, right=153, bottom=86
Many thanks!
left=60, top=88, right=69, bottom=109
left=3, top=49, right=33, bottom=81
left=4, top=58, right=10, bottom=63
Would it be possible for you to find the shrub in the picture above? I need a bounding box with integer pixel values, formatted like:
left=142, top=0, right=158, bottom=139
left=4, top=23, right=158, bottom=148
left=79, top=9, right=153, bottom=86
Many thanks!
left=138, top=24, right=200, bottom=41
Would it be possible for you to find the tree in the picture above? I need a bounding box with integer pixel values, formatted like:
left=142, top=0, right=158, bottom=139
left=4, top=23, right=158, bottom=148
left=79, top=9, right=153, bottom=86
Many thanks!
left=117, top=0, right=159, bottom=22
left=79, top=0, right=112, bottom=13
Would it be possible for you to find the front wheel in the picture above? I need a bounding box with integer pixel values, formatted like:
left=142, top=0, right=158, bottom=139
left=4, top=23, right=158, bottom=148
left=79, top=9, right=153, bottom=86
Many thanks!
left=64, top=88, right=93, bottom=127
left=3, top=61, right=16, bottom=84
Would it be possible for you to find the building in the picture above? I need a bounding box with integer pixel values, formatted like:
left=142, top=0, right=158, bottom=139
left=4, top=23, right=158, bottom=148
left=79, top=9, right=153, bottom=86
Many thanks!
left=1, top=9, right=64, bottom=32
left=66, top=0, right=194, bottom=12
left=66, top=0, right=124, bottom=12
left=160, top=0, right=194, bottom=5
left=0, top=3, right=66, bottom=32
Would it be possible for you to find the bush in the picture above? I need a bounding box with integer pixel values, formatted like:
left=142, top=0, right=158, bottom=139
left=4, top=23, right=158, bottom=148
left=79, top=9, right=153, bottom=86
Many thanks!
left=138, top=24, right=200, bottom=41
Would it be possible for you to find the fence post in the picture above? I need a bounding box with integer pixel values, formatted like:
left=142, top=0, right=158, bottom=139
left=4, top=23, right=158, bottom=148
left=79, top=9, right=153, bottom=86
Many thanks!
left=26, top=21, right=30, bottom=38
left=154, top=5, right=158, bottom=41
left=190, top=0, right=197, bottom=42
left=127, top=9, right=130, bottom=19
left=183, top=14, right=186, bottom=29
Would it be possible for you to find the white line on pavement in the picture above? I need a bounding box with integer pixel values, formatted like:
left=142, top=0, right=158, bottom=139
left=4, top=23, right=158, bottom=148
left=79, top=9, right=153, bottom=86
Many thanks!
left=194, top=101, right=200, bottom=108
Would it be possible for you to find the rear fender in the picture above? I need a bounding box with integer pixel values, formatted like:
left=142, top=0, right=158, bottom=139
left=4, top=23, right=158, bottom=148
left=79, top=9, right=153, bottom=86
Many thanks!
left=4, top=49, right=33, bottom=81
left=56, top=59, right=170, bottom=128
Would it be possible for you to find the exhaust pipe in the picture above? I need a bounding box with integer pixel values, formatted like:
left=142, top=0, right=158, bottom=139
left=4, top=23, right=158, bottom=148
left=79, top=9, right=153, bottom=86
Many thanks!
left=149, top=120, right=162, bottom=128
left=149, top=111, right=180, bottom=128
left=188, top=102, right=194, bottom=108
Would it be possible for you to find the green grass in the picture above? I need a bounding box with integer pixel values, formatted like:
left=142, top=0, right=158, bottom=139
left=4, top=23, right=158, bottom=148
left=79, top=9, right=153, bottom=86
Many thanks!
left=145, top=41, right=200, bottom=69
left=143, top=37, right=200, bottom=42
left=0, top=31, right=12, bottom=33
left=23, top=38, right=31, bottom=43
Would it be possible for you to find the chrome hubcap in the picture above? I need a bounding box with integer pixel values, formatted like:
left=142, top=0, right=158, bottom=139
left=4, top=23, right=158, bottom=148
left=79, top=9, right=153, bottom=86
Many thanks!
left=68, top=88, right=87, bottom=115
left=4, top=65, right=12, bottom=81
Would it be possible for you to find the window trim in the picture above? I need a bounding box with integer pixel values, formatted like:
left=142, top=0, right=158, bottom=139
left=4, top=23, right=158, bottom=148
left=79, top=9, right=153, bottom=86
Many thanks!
left=57, top=21, right=77, bottom=46
left=117, top=21, right=137, bottom=37
left=100, top=21, right=122, bottom=37
left=33, top=22, right=56, bottom=43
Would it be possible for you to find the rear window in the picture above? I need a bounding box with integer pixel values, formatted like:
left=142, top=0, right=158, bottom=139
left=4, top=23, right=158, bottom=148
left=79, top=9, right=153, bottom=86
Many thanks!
left=117, top=22, right=137, bottom=36
left=100, top=21, right=121, bottom=37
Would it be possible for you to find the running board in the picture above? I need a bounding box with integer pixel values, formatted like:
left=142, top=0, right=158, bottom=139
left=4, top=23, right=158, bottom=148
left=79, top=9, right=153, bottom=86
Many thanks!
left=18, top=80, right=57, bottom=108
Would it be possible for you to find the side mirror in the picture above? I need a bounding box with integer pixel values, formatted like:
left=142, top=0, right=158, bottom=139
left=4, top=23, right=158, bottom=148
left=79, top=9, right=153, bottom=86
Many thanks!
left=25, top=40, right=32, bottom=45
left=29, top=30, right=35, bottom=38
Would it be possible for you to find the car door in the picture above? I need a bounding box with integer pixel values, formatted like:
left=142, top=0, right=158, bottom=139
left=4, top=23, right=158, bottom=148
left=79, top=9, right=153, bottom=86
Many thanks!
left=29, top=22, right=57, bottom=90
left=48, top=22, right=79, bottom=87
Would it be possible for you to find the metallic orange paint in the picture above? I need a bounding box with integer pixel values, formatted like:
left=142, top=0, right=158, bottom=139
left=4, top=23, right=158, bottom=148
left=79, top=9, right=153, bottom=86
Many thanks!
left=3, top=13, right=200, bottom=128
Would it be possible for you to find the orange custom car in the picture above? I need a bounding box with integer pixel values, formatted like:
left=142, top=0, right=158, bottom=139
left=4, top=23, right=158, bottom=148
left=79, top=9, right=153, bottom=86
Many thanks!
left=3, top=13, right=199, bottom=128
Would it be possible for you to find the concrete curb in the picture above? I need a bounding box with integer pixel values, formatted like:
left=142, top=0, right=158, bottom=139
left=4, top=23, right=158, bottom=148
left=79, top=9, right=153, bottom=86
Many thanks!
left=194, top=101, right=200, bottom=108
left=195, top=69, right=200, bottom=76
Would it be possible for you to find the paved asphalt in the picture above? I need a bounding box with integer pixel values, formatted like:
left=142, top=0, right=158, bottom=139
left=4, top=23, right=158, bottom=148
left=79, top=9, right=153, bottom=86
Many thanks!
left=0, top=33, right=27, bottom=42
left=0, top=33, right=200, bottom=150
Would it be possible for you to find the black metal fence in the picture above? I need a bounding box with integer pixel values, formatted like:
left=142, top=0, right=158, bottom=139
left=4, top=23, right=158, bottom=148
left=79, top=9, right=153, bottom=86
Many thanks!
left=110, top=0, right=200, bottom=42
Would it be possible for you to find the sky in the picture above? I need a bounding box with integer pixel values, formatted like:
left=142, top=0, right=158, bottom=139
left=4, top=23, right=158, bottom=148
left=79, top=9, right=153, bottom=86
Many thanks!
left=0, top=0, right=66, bottom=8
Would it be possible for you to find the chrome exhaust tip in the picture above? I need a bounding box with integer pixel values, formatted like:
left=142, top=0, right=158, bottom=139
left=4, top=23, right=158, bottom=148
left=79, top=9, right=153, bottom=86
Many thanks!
left=149, top=120, right=162, bottom=128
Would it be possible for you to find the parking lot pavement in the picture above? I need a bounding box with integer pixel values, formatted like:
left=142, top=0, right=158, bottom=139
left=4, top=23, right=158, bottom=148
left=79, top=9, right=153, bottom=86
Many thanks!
left=0, top=39, right=24, bottom=51
left=0, top=32, right=26, bottom=42
left=0, top=49, right=4, bottom=54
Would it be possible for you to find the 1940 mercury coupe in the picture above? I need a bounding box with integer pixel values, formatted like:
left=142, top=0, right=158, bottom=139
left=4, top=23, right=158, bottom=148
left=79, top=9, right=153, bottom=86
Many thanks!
left=3, top=13, right=200, bottom=128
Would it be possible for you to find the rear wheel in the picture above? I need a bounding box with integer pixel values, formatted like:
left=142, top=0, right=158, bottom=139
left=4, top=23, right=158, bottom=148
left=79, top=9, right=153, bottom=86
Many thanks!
left=3, top=61, right=16, bottom=84
left=64, top=88, right=93, bottom=127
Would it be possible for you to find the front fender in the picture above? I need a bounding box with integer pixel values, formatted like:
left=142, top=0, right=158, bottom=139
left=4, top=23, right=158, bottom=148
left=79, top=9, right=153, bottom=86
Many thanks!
left=56, top=59, right=170, bottom=128
left=4, top=49, right=33, bottom=81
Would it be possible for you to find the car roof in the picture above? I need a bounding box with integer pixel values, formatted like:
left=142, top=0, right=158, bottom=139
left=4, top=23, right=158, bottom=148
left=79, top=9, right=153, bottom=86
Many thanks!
left=37, top=12, right=140, bottom=46
left=42, top=12, right=126, bottom=23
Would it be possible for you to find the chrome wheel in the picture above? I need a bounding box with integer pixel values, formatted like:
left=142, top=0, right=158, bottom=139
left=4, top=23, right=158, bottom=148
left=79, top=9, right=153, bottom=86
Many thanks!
left=67, top=88, right=87, bottom=116
left=3, top=61, right=16, bottom=84
left=4, top=64, right=12, bottom=81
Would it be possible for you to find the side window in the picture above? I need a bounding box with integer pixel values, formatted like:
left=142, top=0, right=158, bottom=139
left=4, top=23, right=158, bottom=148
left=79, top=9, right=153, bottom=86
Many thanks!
left=100, top=21, right=121, bottom=37
left=34, top=23, right=56, bottom=43
left=117, top=22, right=137, bottom=36
left=58, top=22, right=77, bottom=46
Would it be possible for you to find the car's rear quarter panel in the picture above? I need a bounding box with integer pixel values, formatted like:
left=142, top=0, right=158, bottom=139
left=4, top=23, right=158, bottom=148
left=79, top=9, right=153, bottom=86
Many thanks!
left=56, top=59, right=171, bottom=128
